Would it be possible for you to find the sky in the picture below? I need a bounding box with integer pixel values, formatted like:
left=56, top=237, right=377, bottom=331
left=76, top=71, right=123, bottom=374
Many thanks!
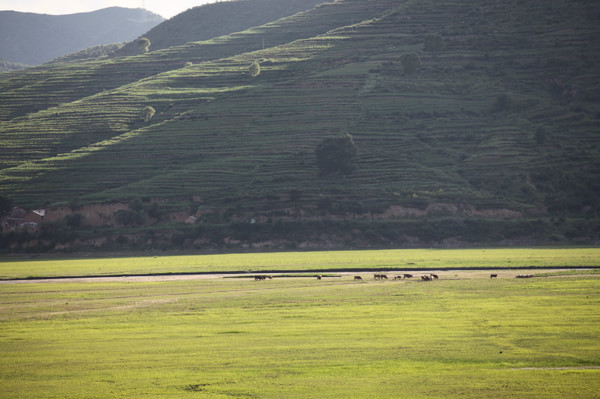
left=0, top=0, right=216, bottom=19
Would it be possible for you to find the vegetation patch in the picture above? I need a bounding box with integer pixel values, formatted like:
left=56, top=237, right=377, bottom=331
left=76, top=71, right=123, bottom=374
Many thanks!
left=0, top=262, right=598, bottom=398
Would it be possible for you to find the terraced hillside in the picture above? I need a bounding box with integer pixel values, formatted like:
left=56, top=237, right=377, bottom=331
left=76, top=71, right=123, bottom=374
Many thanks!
left=1, top=0, right=599, bottom=251
left=113, top=0, right=327, bottom=55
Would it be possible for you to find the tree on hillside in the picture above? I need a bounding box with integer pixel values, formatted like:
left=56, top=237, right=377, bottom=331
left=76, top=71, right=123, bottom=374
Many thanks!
left=0, top=196, right=13, bottom=216
left=138, top=37, right=151, bottom=53
left=424, top=33, right=445, bottom=53
left=315, top=134, right=357, bottom=177
left=248, top=60, right=261, bottom=77
left=141, top=106, right=156, bottom=122
left=400, top=53, right=421, bottom=74
left=491, top=94, right=513, bottom=113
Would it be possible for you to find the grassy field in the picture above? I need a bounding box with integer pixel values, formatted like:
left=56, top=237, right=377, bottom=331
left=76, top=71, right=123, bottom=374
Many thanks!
left=0, top=265, right=598, bottom=398
left=1, top=247, right=600, bottom=279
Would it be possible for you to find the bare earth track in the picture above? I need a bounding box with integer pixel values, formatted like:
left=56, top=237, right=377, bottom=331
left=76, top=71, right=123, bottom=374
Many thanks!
left=1, top=269, right=597, bottom=284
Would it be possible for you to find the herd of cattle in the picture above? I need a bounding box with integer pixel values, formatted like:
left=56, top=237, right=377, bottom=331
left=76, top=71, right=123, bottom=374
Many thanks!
left=354, top=273, right=438, bottom=281
left=253, top=273, right=534, bottom=281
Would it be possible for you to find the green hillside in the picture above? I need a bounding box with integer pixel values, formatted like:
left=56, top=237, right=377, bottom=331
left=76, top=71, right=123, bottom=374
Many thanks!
left=113, top=0, right=327, bottom=55
left=1, top=0, right=599, bottom=251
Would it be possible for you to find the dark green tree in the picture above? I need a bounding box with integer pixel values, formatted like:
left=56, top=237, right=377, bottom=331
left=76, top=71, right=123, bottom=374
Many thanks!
left=491, top=94, right=513, bottom=113
left=400, top=53, right=421, bottom=74
left=65, top=213, right=84, bottom=228
left=0, top=196, right=13, bottom=216
left=315, top=134, right=357, bottom=176
left=534, top=127, right=547, bottom=145
left=424, top=33, right=445, bottom=53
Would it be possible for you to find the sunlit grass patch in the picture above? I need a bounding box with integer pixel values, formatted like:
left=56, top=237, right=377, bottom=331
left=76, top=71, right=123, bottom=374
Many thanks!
left=1, top=247, right=599, bottom=279
left=0, top=272, right=598, bottom=398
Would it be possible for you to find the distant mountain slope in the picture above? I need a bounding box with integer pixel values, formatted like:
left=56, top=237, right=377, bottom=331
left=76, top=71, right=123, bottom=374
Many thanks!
left=0, top=58, right=27, bottom=72
left=0, top=7, right=163, bottom=65
left=113, top=0, right=326, bottom=56
left=0, top=0, right=384, bottom=122
left=0, top=0, right=599, bottom=250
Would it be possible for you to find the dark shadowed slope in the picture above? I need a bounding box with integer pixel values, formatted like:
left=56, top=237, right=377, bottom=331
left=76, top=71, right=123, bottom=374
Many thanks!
left=0, top=0, right=599, bottom=250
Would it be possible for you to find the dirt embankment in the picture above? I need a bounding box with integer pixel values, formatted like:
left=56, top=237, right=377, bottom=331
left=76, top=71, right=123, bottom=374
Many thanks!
left=44, top=200, right=526, bottom=228
left=380, top=203, right=523, bottom=219
left=46, top=203, right=130, bottom=226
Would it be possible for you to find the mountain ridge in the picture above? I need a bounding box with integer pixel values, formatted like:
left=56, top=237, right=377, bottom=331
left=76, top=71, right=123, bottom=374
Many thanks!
left=0, top=7, right=163, bottom=65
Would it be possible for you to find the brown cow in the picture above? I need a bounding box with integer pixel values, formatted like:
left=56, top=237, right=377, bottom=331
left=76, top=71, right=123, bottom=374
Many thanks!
left=421, top=275, right=432, bottom=281
left=430, top=274, right=439, bottom=279
left=393, top=275, right=403, bottom=280
left=316, top=275, right=322, bottom=280
left=516, top=274, right=534, bottom=279
left=354, top=276, right=363, bottom=281
left=490, top=274, right=498, bottom=278
left=403, top=274, right=413, bottom=279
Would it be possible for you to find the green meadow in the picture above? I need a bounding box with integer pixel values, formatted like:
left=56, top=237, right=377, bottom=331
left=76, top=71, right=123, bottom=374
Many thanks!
left=1, top=248, right=599, bottom=398
left=1, top=247, right=600, bottom=279
left=1, top=268, right=599, bottom=398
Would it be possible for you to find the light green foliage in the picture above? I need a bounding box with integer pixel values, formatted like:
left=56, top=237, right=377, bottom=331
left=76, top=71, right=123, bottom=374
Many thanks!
left=0, top=247, right=599, bottom=280
left=141, top=105, right=155, bottom=122
left=137, top=37, right=151, bottom=53
left=0, top=267, right=598, bottom=397
left=248, top=60, right=261, bottom=77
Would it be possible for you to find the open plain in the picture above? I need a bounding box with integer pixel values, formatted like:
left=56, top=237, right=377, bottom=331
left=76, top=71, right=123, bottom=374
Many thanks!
left=1, top=248, right=599, bottom=398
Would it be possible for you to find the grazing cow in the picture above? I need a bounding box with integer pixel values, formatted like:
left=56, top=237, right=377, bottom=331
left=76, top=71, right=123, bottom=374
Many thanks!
left=316, top=275, right=322, bottom=280
left=374, top=274, right=380, bottom=280
left=380, top=274, right=388, bottom=280
left=430, top=274, right=439, bottom=279
left=403, top=274, right=413, bottom=279
left=421, top=275, right=432, bottom=281
left=516, top=274, right=534, bottom=279
left=393, top=275, right=403, bottom=280
left=490, top=274, right=498, bottom=278
left=354, top=276, right=363, bottom=281
left=254, top=275, right=265, bottom=281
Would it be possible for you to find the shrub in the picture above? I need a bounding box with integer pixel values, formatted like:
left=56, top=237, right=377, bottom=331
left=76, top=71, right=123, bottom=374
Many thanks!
left=400, top=53, right=421, bottom=74
left=491, top=94, right=513, bottom=113
left=65, top=213, right=84, bottom=228
left=315, top=133, right=358, bottom=176
left=424, top=33, right=445, bottom=53
left=137, top=37, right=151, bottom=53
left=115, top=209, right=145, bottom=226
left=0, top=196, right=12, bottom=216
left=248, top=61, right=261, bottom=77
left=141, top=106, right=155, bottom=122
